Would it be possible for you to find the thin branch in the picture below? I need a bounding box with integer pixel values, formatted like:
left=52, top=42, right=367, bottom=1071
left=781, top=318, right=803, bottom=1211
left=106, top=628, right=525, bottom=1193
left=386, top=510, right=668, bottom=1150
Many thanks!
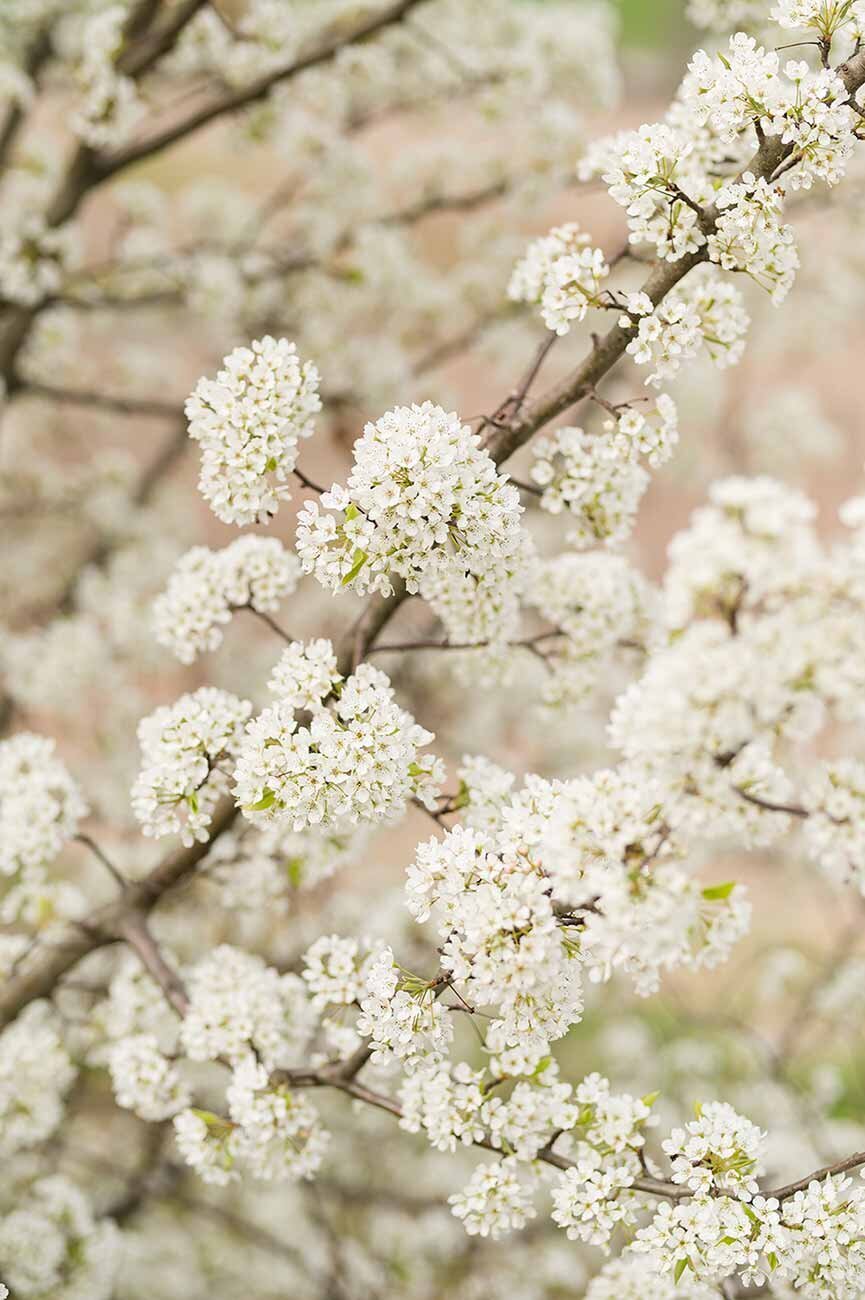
left=18, top=381, right=180, bottom=419
left=245, top=606, right=295, bottom=645
left=99, top=0, right=433, bottom=179
left=768, top=1150, right=865, bottom=1201
left=734, top=787, right=809, bottom=819
left=75, top=833, right=127, bottom=891
left=116, top=911, right=190, bottom=1018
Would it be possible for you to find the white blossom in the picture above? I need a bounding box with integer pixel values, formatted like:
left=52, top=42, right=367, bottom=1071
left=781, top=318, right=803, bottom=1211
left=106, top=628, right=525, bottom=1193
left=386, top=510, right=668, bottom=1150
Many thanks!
left=186, top=336, right=320, bottom=525
left=132, top=688, right=252, bottom=844
left=0, top=733, right=87, bottom=876
left=154, top=536, right=301, bottom=664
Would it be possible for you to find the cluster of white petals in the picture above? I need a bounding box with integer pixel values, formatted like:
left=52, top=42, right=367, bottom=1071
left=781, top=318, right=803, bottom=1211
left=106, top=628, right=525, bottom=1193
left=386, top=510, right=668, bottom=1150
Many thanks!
left=186, top=336, right=320, bottom=525
left=296, top=401, right=531, bottom=642
left=132, top=688, right=252, bottom=844
left=0, top=1002, right=75, bottom=1155
left=508, top=222, right=610, bottom=334
left=0, top=1176, right=120, bottom=1300
left=154, top=536, right=301, bottom=663
left=234, top=650, right=442, bottom=831
left=622, top=273, right=749, bottom=385
left=0, top=732, right=87, bottom=876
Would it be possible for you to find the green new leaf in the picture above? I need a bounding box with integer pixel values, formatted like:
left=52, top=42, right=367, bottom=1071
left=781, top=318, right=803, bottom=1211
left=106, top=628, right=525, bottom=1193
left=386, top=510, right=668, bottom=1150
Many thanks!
left=673, top=1257, right=691, bottom=1283
left=342, top=549, right=368, bottom=586
left=248, top=788, right=277, bottom=811
left=702, top=881, right=736, bottom=900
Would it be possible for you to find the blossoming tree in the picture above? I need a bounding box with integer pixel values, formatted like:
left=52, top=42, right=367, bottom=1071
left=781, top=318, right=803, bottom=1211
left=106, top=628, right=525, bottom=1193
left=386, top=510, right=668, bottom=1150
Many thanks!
left=4, top=0, right=865, bottom=1296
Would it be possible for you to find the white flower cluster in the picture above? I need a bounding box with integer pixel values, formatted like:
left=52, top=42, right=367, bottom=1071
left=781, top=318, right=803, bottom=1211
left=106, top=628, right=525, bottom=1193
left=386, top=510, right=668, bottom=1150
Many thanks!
left=140, top=945, right=328, bottom=1186
left=108, top=1032, right=191, bottom=1121
left=580, top=859, right=751, bottom=996
left=622, top=273, right=749, bottom=386
left=586, top=1253, right=717, bottom=1299
left=234, top=651, right=442, bottom=832
left=355, top=945, right=453, bottom=1070
left=180, top=944, right=313, bottom=1069
left=302, top=933, right=371, bottom=1010
left=709, top=175, right=799, bottom=303
left=448, top=1157, right=539, bottom=1239
left=772, top=0, right=865, bottom=41
left=662, top=1100, right=766, bottom=1197
left=687, top=34, right=856, bottom=186
left=631, top=1171, right=865, bottom=1293
left=526, top=552, right=657, bottom=708
left=548, top=1073, right=657, bottom=1248
left=0, top=732, right=87, bottom=876
left=507, top=222, right=610, bottom=335
left=803, top=758, right=865, bottom=890
left=186, top=336, right=320, bottom=525
left=71, top=5, right=143, bottom=148
left=529, top=425, right=649, bottom=547
left=406, top=819, right=583, bottom=1045
left=131, top=687, right=252, bottom=844
left=295, top=402, right=530, bottom=643
left=0, top=1002, right=75, bottom=1155
left=154, top=536, right=301, bottom=664
left=399, top=1059, right=487, bottom=1152
left=267, top=637, right=338, bottom=712
left=602, top=392, right=679, bottom=467
left=529, top=764, right=752, bottom=991
left=0, top=215, right=73, bottom=305
left=0, top=1176, right=120, bottom=1300
left=592, top=121, right=711, bottom=262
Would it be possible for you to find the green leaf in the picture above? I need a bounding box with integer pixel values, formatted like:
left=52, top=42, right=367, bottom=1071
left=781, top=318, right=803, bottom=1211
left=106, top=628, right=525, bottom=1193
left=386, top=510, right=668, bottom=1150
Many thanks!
left=693, top=1099, right=703, bottom=1119
left=341, top=549, right=368, bottom=586
left=186, top=790, right=199, bottom=813
left=702, top=881, right=736, bottom=901
left=641, top=1090, right=660, bottom=1108
left=768, top=1252, right=779, bottom=1271
left=673, top=1257, right=690, bottom=1283
left=284, top=856, right=303, bottom=888
left=344, top=502, right=359, bottom=521
left=247, top=788, right=277, bottom=811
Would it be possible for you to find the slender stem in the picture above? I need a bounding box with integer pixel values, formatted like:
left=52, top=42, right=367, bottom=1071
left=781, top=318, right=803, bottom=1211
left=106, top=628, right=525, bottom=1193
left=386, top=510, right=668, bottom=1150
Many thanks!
left=245, top=606, right=295, bottom=645
left=734, top=787, right=809, bottom=819
left=75, top=833, right=127, bottom=891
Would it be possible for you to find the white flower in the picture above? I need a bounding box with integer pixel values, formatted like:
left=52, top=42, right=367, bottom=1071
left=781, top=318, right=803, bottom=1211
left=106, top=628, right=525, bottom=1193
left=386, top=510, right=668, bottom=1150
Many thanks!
left=662, top=1100, right=766, bottom=1198
left=109, top=1033, right=191, bottom=1121
left=508, top=222, right=610, bottom=333
left=355, top=945, right=453, bottom=1069
left=0, top=215, right=74, bottom=305
left=449, top=1157, right=538, bottom=1238
left=132, top=688, right=252, bottom=844
left=0, top=1002, right=75, bottom=1155
left=530, top=426, right=649, bottom=547
left=267, top=638, right=340, bottom=712
left=180, top=944, right=314, bottom=1069
left=0, top=733, right=87, bottom=876
left=224, top=1055, right=329, bottom=1181
left=0, top=1176, right=120, bottom=1300
left=234, top=656, right=441, bottom=832
left=295, top=403, right=530, bottom=631
left=154, top=536, right=301, bottom=664
left=186, top=335, right=320, bottom=525
left=551, top=1155, right=639, bottom=1249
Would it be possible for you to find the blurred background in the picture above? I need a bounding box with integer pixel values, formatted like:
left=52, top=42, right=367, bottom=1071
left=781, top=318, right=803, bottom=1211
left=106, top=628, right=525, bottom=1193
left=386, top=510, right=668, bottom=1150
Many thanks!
left=3, top=2, right=865, bottom=1296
